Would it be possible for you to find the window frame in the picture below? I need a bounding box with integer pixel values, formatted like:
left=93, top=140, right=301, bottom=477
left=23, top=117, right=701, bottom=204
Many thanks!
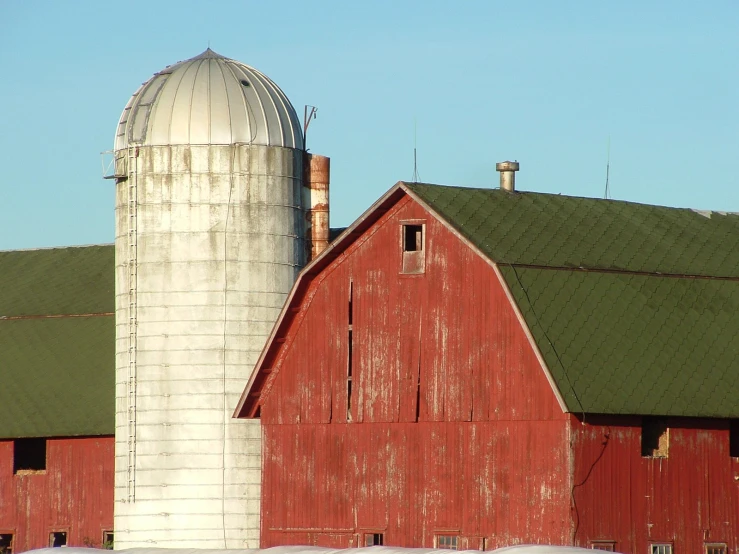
left=49, top=531, right=68, bottom=548
left=102, top=530, right=114, bottom=550
left=705, top=543, right=727, bottom=554
left=363, top=532, right=384, bottom=546
left=435, top=534, right=459, bottom=550
left=400, top=220, right=426, bottom=275
left=650, top=543, right=673, bottom=554
left=590, top=540, right=616, bottom=551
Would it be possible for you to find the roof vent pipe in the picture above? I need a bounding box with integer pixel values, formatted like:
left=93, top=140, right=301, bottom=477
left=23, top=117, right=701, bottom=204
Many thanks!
left=496, top=161, right=520, bottom=191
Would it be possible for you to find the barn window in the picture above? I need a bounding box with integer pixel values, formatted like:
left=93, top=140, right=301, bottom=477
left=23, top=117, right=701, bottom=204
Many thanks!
left=49, top=532, right=67, bottom=548
left=641, top=417, right=669, bottom=457
left=651, top=544, right=672, bottom=554
left=364, top=533, right=384, bottom=546
left=13, top=438, right=47, bottom=473
left=590, top=541, right=616, bottom=551
left=730, top=420, right=739, bottom=457
left=401, top=222, right=425, bottom=274
left=436, top=535, right=458, bottom=550
left=0, top=534, right=13, bottom=554
left=102, top=531, right=114, bottom=550
left=706, top=544, right=727, bottom=554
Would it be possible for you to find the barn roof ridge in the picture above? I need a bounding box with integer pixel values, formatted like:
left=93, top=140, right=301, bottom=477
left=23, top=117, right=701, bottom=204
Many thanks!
left=402, top=181, right=739, bottom=278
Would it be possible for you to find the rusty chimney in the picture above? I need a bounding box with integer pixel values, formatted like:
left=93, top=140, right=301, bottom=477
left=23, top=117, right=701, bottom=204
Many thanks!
left=496, top=161, right=519, bottom=191
left=303, top=153, right=330, bottom=261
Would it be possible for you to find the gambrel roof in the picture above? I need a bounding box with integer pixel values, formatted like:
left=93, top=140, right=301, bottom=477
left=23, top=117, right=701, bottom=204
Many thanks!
left=236, top=182, right=739, bottom=419
left=0, top=245, right=115, bottom=438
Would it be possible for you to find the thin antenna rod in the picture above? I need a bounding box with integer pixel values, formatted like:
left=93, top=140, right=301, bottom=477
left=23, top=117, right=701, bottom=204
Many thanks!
left=604, top=137, right=611, bottom=199
left=303, top=105, right=317, bottom=151
left=412, top=119, right=420, bottom=182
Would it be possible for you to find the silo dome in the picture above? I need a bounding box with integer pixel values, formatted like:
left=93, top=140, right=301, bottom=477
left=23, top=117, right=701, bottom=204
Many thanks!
left=114, top=48, right=303, bottom=150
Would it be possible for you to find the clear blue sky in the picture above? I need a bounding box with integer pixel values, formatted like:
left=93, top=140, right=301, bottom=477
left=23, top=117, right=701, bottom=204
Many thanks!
left=1, top=1, right=737, bottom=249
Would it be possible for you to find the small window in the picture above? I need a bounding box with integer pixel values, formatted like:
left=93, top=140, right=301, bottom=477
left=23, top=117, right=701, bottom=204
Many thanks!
left=590, top=541, right=616, bottom=551
left=730, top=420, right=739, bottom=457
left=436, top=535, right=458, bottom=550
left=49, top=532, right=67, bottom=548
left=706, top=544, right=727, bottom=554
left=651, top=544, right=672, bottom=554
left=102, top=531, right=114, bottom=550
left=403, top=225, right=423, bottom=252
left=401, top=223, right=425, bottom=274
left=364, top=533, right=383, bottom=546
left=642, top=417, right=669, bottom=457
left=0, top=534, right=13, bottom=554
left=14, top=438, right=47, bottom=473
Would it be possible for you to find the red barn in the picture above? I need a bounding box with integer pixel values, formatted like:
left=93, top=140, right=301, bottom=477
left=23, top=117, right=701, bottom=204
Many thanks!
left=0, top=246, right=115, bottom=552
left=236, top=181, right=739, bottom=554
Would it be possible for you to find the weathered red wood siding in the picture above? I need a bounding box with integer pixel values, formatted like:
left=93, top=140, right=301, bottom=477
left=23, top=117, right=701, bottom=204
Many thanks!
left=260, top=196, right=571, bottom=548
left=0, top=436, right=114, bottom=551
left=571, top=415, right=739, bottom=553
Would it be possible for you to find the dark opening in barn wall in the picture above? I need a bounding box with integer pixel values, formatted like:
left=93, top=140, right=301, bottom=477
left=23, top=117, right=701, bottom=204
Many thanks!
left=13, top=438, right=46, bottom=473
left=403, top=225, right=423, bottom=251
left=0, top=533, right=13, bottom=554
left=364, top=533, right=383, bottom=546
left=730, top=420, right=739, bottom=457
left=49, top=532, right=66, bottom=548
left=641, top=418, right=669, bottom=457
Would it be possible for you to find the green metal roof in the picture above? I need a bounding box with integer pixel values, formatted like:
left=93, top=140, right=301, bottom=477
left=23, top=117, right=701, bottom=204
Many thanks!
left=406, top=183, right=739, bottom=417
left=407, top=183, right=739, bottom=277
left=0, top=245, right=115, bottom=438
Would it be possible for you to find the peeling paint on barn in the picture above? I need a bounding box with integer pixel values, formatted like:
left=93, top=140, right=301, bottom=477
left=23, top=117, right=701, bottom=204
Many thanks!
left=236, top=182, right=739, bottom=553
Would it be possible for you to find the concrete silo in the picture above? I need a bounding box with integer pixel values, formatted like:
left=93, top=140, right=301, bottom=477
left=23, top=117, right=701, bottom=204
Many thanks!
left=111, top=49, right=324, bottom=548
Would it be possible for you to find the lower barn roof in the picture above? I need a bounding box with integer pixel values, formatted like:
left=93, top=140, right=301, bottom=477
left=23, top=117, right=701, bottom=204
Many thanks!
left=501, top=266, right=739, bottom=417
left=0, top=245, right=114, bottom=438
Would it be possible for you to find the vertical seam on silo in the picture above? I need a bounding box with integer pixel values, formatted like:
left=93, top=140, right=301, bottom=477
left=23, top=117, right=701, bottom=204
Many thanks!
left=215, top=59, right=233, bottom=144
left=251, top=66, right=287, bottom=147
left=166, top=62, right=191, bottom=144
left=207, top=59, right=212, bottom=145
left=224, top=62, right=262, bottom=144
left=144, top=76, right=169, bottom=146
left=120, top=83, right=142, bottom=149
left=221, top=138, right=236, bottom=550
left=251, top=66, right=292, bottom=148
left=272, top=84, right=301, bottom=149
left=188, top=59, right=205, bottom=145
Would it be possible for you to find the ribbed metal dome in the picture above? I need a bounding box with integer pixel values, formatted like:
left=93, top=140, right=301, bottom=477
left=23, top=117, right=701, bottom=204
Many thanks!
left=114, top=49, right=303, bottom=150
